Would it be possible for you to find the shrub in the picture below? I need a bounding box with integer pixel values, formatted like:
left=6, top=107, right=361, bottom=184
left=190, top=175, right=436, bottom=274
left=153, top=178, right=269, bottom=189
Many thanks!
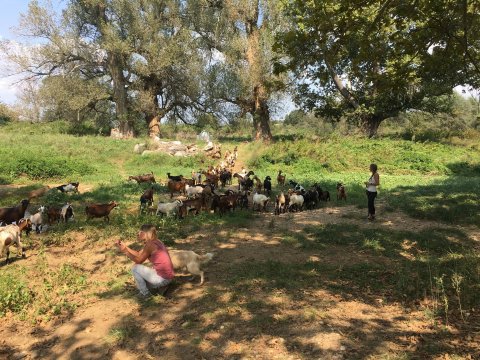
left=0, top=273, right=32, bottom=317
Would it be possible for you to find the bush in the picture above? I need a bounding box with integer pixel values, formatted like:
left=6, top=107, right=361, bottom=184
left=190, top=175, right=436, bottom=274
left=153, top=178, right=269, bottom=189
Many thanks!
left=0, top=273, right=32, bottom=317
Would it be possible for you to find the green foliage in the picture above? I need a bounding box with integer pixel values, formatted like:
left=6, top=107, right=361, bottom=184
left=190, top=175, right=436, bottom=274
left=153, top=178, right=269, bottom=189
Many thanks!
left=0, top=272, right=32, bottom=317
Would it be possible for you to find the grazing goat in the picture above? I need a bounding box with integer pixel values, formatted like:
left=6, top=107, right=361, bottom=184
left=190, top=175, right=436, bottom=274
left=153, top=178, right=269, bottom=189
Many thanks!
left=238, top=191, right=249, bottom=210
left=56, top=182, right=79, bottom=193
left=202, top=171, right=219, bottom=188
left=0, top=199, right=30, bottom=225
left=336, top=183, right=347, bottom=201
left=0, top=220, right=31, bottom=263
left=252, top=193, right=269, bottom=212
left=128, top=172, right=156, bottom=183
left=211, top=193, right=238, bottom=216
left=85, top=201, right=118, bottom=222
left=140, top=187, right=154, bottom=212
left=61, top=203, right=75, bottom=223
left=289, top=180, right=305, bottom=194
left=167, top=173, right=184, bottom=182
left=168, top=180, right=186, bottom=199
left=156, top=200, right=183, bottom=217
left=263, top=176, right=272, bottom=195
left=289, top=194, right=304, bottom=212
left=277, top=170, right=286, bottom=186
left=303, top=189, right=319, bottom=210
left=28, top=186, right=50, bottom=200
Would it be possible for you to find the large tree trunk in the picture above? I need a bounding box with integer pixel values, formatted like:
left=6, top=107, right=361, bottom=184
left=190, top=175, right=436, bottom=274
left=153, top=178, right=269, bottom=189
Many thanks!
left=253, top=86, right=272, bottom=142
left=146, top=114, right=161, bottom=138
left=363, top=115, right=383, bottom=138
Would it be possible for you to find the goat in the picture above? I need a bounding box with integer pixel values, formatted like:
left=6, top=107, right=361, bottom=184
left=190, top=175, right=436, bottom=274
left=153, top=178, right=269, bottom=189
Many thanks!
left=201, top=171, right=219, bottom=188
left=263, top=176, right=272, bottom=195
left=167, top=173, right=183, bottom=182
left=61, top=203, right=75, bottom=223
left=168, top=180, right=186, bottom=199
left=211, top=193, right=238, bottom=216
left=252, top=193, right=269, bottom=212
left=28, top=186, right=50, bottom=200
left=29, top=206, right=46, bottom=233
left=85, top=201, right=118, bottom=222
left=238, top=191, right=249, bottom=210
left=156, top=200, right=183, bottom=217
left=140, top=187, right=154, bottom=212
left=178, top=197, right=203, bottom=218
left=47, top=206, right=62, bottom=225
left=253, top=176, right=263, bottom=193
left=303, top=189, right=319, bottom=210
left=56, top=182, right=79, bottom=193
left=185, top=184, right=204, bottom=198
left=314, top=184, right=331, bottom=201
left=289, top=180, right=305, bottom=194
left=191, top=170, right=202, bottom=185
left=336, top=183, right=347, bottom=201
left=0, top=220, right=31, bottom=263
left=277, top=170, right=286, bottom=186
left=128, top=172, right=156, bottom=183
left=219, top=170, right=232, bottom=187
left=275, top=192, right=288, bottom=215
left=289, top=194, right=304, bottom=212
left=0, top=199, right=30, bottom=225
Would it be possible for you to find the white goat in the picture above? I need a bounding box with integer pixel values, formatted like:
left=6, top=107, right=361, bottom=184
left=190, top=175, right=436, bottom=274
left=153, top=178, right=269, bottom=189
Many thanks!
left=156, top=200, right=183, bottom=217
left=0, top=224, right=25, bottom=264
left=289, top=194, right=304, bottom=212
left=185, top=184, right=204, bottom=198
left=61, top=203, right=75, bottom=222
left=29, top=206, right=46, bottom=233
left=252, top=193, right=269, bottom=212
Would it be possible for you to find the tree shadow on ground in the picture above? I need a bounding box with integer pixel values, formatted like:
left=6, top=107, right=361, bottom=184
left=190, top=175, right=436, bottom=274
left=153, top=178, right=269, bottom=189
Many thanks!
left=385, top=167, right=480, bottom=225
left=80, top=219, right=480, bottom=359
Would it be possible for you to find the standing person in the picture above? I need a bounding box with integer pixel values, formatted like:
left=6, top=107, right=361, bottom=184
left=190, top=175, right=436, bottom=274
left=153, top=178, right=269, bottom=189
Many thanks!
left=365, top=163, right=380, bottom=221
left=115, top=224, right=174, bottom=298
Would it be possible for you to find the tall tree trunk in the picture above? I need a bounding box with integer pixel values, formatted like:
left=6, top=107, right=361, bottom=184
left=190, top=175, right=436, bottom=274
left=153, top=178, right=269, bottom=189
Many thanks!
left=108, top=51, right=133, bottom=138
left=95, top=3, right=133, bottom=138
left=363, top=115, right=382, bottom=138
left=253, top=86, right=272, bottom=142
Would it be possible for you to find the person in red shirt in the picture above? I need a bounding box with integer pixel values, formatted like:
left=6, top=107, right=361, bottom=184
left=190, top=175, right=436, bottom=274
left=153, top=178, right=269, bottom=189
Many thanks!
left=115, top=224, right=174, bottom=298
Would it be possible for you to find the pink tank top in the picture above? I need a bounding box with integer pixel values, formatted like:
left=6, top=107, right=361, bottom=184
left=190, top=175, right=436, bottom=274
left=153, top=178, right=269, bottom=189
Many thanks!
left=149, top=240, right=174, bottom=280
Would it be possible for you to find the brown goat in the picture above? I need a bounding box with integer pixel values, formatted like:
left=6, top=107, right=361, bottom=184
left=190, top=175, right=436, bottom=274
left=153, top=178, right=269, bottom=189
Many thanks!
left=140, top=187, right=154, bottom=207
left=85, top=201, right=118, bottom=222
left=277, top=170, right=286, bottom=186
left=0, top=199, right=30, bottom=225
left=128, top=172, right=156, bottom=183
left=47, top=206, right=62, bottom=225
left=178, top=197, right=203, bottom=218
left=168, top=180, right=186, bottom=198
left=336, top=183, right=347, bottom=201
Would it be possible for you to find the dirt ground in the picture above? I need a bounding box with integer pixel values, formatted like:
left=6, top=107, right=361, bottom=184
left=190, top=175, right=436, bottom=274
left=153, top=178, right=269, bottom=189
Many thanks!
left=1, top=196, right=479, bottom=360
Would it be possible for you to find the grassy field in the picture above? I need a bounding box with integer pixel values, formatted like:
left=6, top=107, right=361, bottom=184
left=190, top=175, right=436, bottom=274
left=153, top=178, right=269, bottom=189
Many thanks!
left=0, top=122, right=479, bottom=359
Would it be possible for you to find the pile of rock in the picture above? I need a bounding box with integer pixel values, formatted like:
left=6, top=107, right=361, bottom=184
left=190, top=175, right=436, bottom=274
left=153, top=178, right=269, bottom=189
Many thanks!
left=134, top=140, right=198, bottom=157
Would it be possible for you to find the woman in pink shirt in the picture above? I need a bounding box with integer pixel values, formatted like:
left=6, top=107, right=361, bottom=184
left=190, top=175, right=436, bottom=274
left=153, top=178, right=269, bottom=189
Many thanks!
left=116, top=224, right=174, bottom=298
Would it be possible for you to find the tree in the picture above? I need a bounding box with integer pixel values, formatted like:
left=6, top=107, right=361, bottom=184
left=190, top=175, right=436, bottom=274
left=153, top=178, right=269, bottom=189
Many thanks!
left=190, top=0, right=288, bottom=142
left=276, top=0, right=479, bottom=137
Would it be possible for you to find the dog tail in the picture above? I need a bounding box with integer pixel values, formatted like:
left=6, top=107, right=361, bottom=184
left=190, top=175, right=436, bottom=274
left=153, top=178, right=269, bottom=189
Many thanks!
left=198, top=253, right=214, bottom=264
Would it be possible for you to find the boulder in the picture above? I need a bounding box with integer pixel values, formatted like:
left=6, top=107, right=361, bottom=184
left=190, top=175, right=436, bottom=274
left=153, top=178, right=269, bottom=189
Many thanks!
left=134, top=143, right=147, bottom=154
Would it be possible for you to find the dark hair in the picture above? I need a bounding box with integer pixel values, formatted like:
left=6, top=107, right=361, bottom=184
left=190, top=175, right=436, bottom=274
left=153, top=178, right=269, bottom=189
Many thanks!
left=370, top=163, right=378, bottom=172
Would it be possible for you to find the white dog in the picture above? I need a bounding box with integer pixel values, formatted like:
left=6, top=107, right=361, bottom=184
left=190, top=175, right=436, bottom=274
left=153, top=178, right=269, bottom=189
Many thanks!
left=169, top=250, right=214, bottom=285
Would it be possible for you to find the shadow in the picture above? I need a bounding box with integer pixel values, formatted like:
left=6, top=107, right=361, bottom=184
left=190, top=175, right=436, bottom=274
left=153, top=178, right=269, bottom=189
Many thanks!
left=385, top=174, right=480, bottom=225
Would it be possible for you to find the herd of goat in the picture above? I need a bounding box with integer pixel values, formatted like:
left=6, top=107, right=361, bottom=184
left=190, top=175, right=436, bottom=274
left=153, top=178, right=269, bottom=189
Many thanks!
left=0, top=148, right=347, bottom=263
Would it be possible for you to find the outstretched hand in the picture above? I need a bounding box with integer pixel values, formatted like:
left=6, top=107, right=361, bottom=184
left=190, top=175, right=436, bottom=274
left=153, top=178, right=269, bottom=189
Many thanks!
left=115, top=240, right=127, bottom=252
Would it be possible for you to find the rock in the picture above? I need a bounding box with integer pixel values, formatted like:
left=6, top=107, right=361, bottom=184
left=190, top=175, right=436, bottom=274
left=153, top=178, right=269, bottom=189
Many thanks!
left=197, top=130, right=210, bottom=142
left=142, top=150, right=157, bottom=156
left=174, top=151, right=187, bottom=157
left=134, top=143, right=147, bottom=154
left=204, top=141, right=214, bottom=151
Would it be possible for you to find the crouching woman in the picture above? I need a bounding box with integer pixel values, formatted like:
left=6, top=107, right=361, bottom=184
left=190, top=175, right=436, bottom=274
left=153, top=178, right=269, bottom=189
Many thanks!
left=115, top=224, right=174, bottom=298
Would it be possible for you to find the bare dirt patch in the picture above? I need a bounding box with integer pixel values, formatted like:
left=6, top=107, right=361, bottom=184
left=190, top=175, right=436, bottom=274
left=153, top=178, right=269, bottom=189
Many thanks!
left=0, top=202, right=478, bottom=359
